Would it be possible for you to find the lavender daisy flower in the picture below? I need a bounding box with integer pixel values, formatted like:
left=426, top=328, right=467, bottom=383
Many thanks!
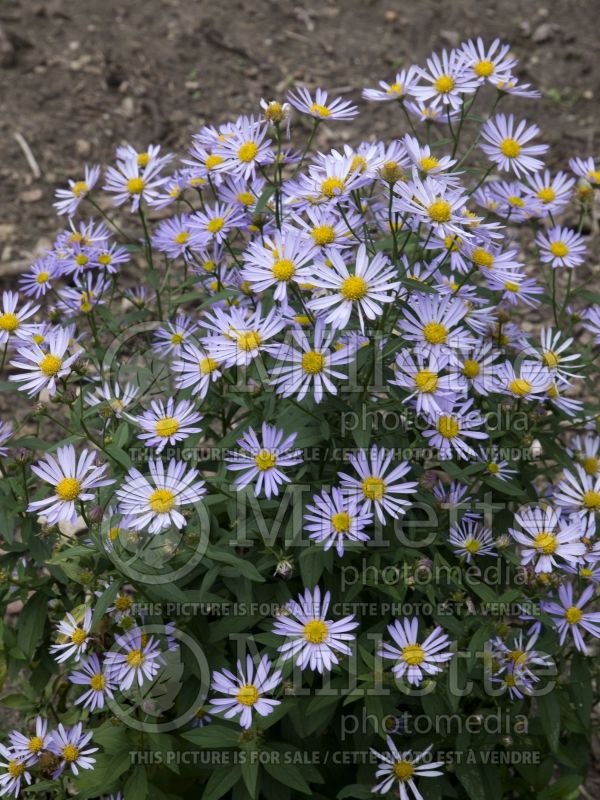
left=480, top=114, right=548, bottom=177
left=152, top=214, right=206, bottom=260
left=362, top=67, right=420, bottom=103
left=308, top=245, right=400, bottom=332
left=69, top=653, right=116, bottom=711
left=49, top=608, right=92, bottom=663
left=214, top=117, right=274, bottom=180
left=104, top=150, right=169, bottom=211
left=171, top=341, right=222, bottom=400
left=0, top=291, right=39, bottom=346
left=152, top=314, right=198, bottom=355
left=18, top=256, right=58, bottom=299
left=242, top=229, right=314, bottom=302
left=116, top=458, right=206, bottom=534
left=104, top=628, right=164, bottom=690
left=0, top=745, right=31, bottom=797
left=338, top=446, right=417, bottom=524
left=269, top=319, right=354, bottom=403
left=85, top=380, right=140, bottom=418
left=210, top=654, right=282, bottom=730
left=422, top=398, right=487, bottom=460
left=201, top=304, right=285, bottom=367
left=28, top=445, right=113, bottom=525
left=47, top=723, right=97, bottom=778
left=391, top=350, right=465, bottom=415
left=411, top=48, right=479, bottom=111
left=226, top=423, right=302, bottom=499
left=8, top=717, right=48, bottom=766
left=10, top=327, right=78, bottom=398
left=541, top=583, right=600, bottom=653
left=554, top=465, right=600, bottom=517
left=304, top=486, right=372, bottom=557
left=509, top=506, right=585, bottom=573
left=132, top=397, right=203, bottom=454
left=272, top=586, right=358, bottom=673
left=53, top=164, right=100, bottom=215
left=536, top=226, right=586, bottom=269
left=370, top=738, right=444, bottom=799
left=394, top=173, right=475, bottom=240
left=380, top=617, right=454, bottom=686
left=449, top=518, right=496, bottom=562
left=287, top=87, right=358, bottom=121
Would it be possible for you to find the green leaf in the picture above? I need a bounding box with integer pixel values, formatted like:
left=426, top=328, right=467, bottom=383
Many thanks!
left=337, top=785, right=372, bottom=800
left=124, top=766, right=148, bottom=800
left=205, top=547, right=265, bottom=582
left=241, top=757, right=259, bottom=798
left=255, top=186, right=275, bottom=214
left=537, top=691, right=561, bottom=752
left=0, top=693, right=34, bottom=710
left=91, top=579, right=122, bottom=630
left=16, top=592, right=48, bottom=658
left=202, top=766, right=242, bottom=800
left=182, top=725, right=240, bottom=748
left=263, top=761, right=312, bottom=795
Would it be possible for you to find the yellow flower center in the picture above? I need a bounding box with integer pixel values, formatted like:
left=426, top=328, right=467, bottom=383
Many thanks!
left=507, top=195, right=524, bottom=207
left=414, top=369, right=439, bottom=393
left=205, top=154, right=224, bottom=170
left=56, top=477, right=82, bottom=501
left=472, top=248, right=494, bottom=268
left=255, top=450, right=277, bottom=471
left=127, top=177, right=145, bottom=194
left=71, top=180, right=89, bottom=197
left=487, top=462, right=500, bottom=474
left=462, top=359, right=480, bottom=378
left=70, top=627, right=87, bottom=646
left=155, top=416, right=180, bottom=438
left=98, top=254, right=112, bottom=265
left=500, top=138, right=522, bottom=158
left=115, top=595, right=132, bottom=611
left=170, top=333, right=184, bottom=345
left=28, top=736, right=44, bottom=754
left=149, top=488, right=176, bottom=514
left=207, top=217, right=225, bottom=234
left=362, top=476, right=385, bottom=501
left=581, top=568, right=593, bottom=578
left=565, top=606, right=583, bottom=624
left=423, top=321, right=448, bottom=345
left=583, top=490, right=600, bottom=510
left=331, top=512, right=351, bottom=532
left=76, top=254, right=89, bottom=267
left=351, top=154, right=367, bottom=173
left=474, top=59, right=494, bottom=77
left=393, top=760, right=415, bottom=781
left=504, top=281, right=520, bottom=293
left=237, top=192, right=255, bottom=206
left=8, top=759, right=26, bottom=778
left=40, top=353, right=63, bottom=377
left=90, top=673, right=106, bottom=691
left=311, top=224, right=336, bottom=246
left=427, top=199, right=452, bottom=223
left=434, top=74, right=455, bottom=94
left=419, top=156, right=439, bottom=172
left=302, top=350, right=325, bottom=374
left=309, top=103, right=331, bottom=117
left=236, top=683, right=260, bottom=706
left=0, top=312, right=19, bottom=332
left=340, top=275, right=368, bottom=301
left=321, top=177, right=345, bottom=198
left=537, top=187, right=556, bottom=203
left=386, top=82, right=403, bottom=96
left=237, top=330, right=262, bottom=351
left=581, top=456, right=599, bottom=476
left=402, top=643, right=425, bottom=666
left=272, top=258, right=296, bottom=281
left=543, top=351, right=559, bottom=368
left=238, top=141, right=259, bottom=163
left=137, top=152, right=150, bottom=167
left=36, top=271, right=50, bottom=283
left=174, top=231, right=189, bottom=245
left=464, top=538, right=481, bottom=554
left=507, top=649, right=527, bottom=667
left=533, top=532, right=557, bottom=554
left=437, top=415, right=460, bottom=438
left=549, top=241, right=569, bottom=258
left=303, top=619, right=329, bottom=644
left=509, top=378, right=532, bottom=397
left=126, top=649, right=146, bottom=668
left=199, top=357, right=219, bottom=375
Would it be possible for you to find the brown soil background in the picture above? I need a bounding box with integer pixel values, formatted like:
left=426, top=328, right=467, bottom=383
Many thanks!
left=0, top=0, right=599, bottom=794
